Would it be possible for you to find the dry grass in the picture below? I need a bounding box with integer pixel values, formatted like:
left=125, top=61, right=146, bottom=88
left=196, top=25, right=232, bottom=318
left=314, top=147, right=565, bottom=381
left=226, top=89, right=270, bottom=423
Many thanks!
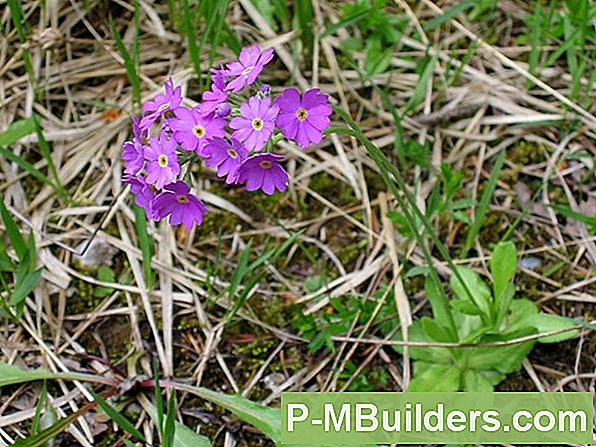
left=0, top=0, right=595, bottom=445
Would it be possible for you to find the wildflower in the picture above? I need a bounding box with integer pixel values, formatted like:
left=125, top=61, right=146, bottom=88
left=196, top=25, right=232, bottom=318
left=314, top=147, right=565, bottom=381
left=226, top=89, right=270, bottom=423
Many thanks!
left=122, top=138, right=145, bottom=175
left=124, top=175, right=157, bottom=219
left=275, top=87, right=332, bottom=147
left=198, top=76, right=228, bottom=116
left=139, top=78, right=183, bottom=129
left=214, top=102, right=231, bottom=118
left=224, top=44, right=274, bottom=93
left=210, top=65, right=227, bottom=87
left=169, top=106, right=226, bottom=155
left=203, top=137, right=248, bottom=184
left=132, top=115, right=147, bottom=141
left=153, top=181, right=208, bottom=228
left=236, top=153, right=288, bottom=195
left=230, top=96, right=279, bottom=151
left=144, top=132, right=181, bottom=189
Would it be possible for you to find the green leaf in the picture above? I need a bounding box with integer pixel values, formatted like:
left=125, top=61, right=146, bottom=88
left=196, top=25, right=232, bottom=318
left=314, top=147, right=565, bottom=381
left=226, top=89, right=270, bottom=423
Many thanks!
left=423, top=0, right=474, bottom=31
left=174, top=422, right=212, bottom=447
left=0, top=242, right=15, bottom=272
left=164, top=391, right=176, bottom=447
left=466, top=330, right=536, bottom=374
left=32, top=381, right=47, bottom=435
left=451, top=299, right=482, bottom=316
left=12, top=409, right=82, bottom=447
left=0, top=117, right=36, bottom=146
left=550, top=204, right=596, bottom=234
left=421, top=317, right=452, bottom=343
left=0, top=362, right=56, bottom=387
left=408, top=365, right=461, bottom=391
left=503, top=298, right=538, bottom=333
left=11, top=267, right=43, bottom=306
left=0, top=147, right=60, bottom=194
left=94, top=265, right=115, bottom=298
left=527, top=313, right=580, bottom=343
left=404, top=53, right=438, bottom=114
left=174, top=385, right=282, bottom=443
left=462, top=149, right=505, bottom=256
left=0, top=197, right=26, bottom=261
left=321, top=5, right=373, bottom=38
left=91, top=391, right=146, bottom=442
left=450, top=267, right=491, bottom=317
left=397, top=320, right=452, bottom=364
left=424, top=276, right=456, bottom=340
left=490, top=241, right=517, bottom=302
left=463, top=369, right=494, bottom=392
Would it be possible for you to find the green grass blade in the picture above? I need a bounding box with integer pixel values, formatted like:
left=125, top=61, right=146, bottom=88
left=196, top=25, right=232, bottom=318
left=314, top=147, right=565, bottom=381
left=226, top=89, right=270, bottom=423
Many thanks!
left=295, top=0, right=314, bottom=52
left=0, top=197, right=26, bottom=261
left=331, top=107, right=477, bottom=325
left=528, top=2, right=543, bottom=79
left=12, top=267, right=43, bottom=306
left=182, top=0, right=201, bottom=80
left=31, top=381, right=47, bottom=435
left=423, top=0, right=474, bottom=31
left=0, top=117, right=36, bottom=146
left=110, top=14, right=141, bottom=109
left=404, top=52, right=438, bottom=115
left=133, top=205, right=154, bottom=289
left=153, top=361, right=164, bottom=438
left=7, top=0, right=34, bottom=79
left=12, top=410, right=83, bottom=447
left=321, top=5, right=373, bottom=38
left=0, top=147, right=62, bottom=195
left=32, top=114, right=68, bottom=200
left=164, top=391, right=176, bottom=447
left=462, top=149, right=505, bottom=257
left=91, top=391, right=146, bottom=442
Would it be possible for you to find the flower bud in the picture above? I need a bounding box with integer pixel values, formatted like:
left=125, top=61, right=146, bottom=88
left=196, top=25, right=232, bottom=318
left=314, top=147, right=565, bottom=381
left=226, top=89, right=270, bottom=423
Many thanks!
left=214, top=102, right=231, bottom=117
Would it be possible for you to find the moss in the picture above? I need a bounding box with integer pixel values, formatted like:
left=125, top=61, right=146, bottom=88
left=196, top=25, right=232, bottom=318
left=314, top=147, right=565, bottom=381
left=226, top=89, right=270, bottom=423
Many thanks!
left=508, top=141, right=549, bottom=165
left=337, top=238, right=368, bottom=265
left=234, top=339, right=277, bottom=377
left=308, top=172, right=356, bottom=207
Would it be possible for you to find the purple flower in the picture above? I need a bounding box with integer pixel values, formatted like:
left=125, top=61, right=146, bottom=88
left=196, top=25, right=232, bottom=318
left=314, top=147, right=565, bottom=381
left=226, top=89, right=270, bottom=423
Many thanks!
left=223, top=44, right=274, bottom=93
left=169, top=106, right=226, bottom=156
left=210, top=65, right=227, bottom=88
left=154, top=181, right=208, bottom=229
left=132, top=115, right=147, bottom=141
left=144, top=132, right=181, bottom=189
left=230, top=96, right=279, bottom=151
left=122, top=138, right=145, bottom=175
left=275, top=87, right=332, bottom=147
left=203, top=137, right=248, bottom=184
left=139, top=78, right=183, bottom=130
left=236, top=153, right=288, bottom=195
left=125, top=175, right=157, bottom=220
left=214, top=102, right=231, bottom=118
left=197, top=79, right=228, bottom=116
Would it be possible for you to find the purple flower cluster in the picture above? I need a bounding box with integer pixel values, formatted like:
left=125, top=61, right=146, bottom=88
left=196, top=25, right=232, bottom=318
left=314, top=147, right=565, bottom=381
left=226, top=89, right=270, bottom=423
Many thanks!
left=122, top=44, right=332, bottom=229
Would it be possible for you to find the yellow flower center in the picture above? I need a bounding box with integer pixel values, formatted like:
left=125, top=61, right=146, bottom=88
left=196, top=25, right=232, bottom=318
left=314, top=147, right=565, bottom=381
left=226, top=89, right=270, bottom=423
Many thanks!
left=176, top=195, right=189, bottom=203
left=158, top=155, right=168, bottom=167
left=227, top=149, right=238, bottom=158
left=260, top=160, right=272, bottom=169
left=252, top=118, right=263, bottom=130
left=158, top=102, right=170, bottom=112
left=242, top=66, right=254, bottom=75
left=296, top=108, right=308, bottom=121
left=193, top=126, right=205, bottom=137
